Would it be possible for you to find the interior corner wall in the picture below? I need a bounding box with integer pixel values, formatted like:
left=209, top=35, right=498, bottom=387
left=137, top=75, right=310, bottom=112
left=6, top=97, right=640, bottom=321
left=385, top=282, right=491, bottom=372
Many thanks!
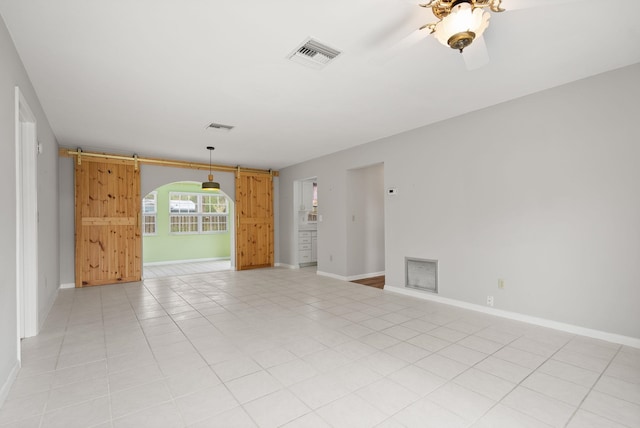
left=277, top=64, right=640, bottom=339
left=0, top=14, right=59, bottom=400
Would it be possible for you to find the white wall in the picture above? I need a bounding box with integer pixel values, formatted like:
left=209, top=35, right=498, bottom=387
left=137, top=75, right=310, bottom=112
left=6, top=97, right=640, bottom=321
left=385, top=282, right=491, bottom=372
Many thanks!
left=58, top=157, right=74, bottom=286
left=140, top=165, right=236, bottom=201
left=346, top=163, right=385, bottom=277
left=278, top=64, right=640, bottom=339
left=36, top=128, right=60, bottom=325
left=0, top=15, right=59, bottom=402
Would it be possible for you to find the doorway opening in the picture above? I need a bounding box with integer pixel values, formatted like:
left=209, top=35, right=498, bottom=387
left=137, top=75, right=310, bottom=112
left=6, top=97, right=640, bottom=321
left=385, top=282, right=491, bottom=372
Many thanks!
left=15, top=87, right=39, bottom=345
left=294, top=177, right=318, bottom=269
left=346, top=163, right=385, bottom=284
left=141, top=181, right=234, bottom=279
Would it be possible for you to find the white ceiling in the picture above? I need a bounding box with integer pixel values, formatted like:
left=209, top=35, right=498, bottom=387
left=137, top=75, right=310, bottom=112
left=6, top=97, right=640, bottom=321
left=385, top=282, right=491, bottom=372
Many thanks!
left=1, top=0, right=639, bottom=170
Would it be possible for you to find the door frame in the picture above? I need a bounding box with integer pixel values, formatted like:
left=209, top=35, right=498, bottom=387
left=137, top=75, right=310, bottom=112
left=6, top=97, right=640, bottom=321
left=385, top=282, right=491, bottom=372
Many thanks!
left=15, top=86, right=39, bottom=347
left=293, top=177, right=318, bottom=269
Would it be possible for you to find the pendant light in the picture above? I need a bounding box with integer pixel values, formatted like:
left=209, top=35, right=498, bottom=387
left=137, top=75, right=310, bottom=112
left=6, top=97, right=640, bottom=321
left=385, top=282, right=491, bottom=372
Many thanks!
left=202, top=146, right=220, bottom=191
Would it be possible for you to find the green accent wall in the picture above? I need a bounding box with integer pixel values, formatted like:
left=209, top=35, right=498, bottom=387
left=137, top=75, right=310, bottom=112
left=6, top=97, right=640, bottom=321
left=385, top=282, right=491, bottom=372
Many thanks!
left=143, top=182, right=232, bottom=263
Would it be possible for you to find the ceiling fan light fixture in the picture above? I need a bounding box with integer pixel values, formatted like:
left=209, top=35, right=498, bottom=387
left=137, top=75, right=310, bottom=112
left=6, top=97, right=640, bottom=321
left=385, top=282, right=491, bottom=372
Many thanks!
left=447, top=31, right=476, bottom=52
left=202, top=146, right=221, bottom=192
left=433, top=1, right=490, bottom=52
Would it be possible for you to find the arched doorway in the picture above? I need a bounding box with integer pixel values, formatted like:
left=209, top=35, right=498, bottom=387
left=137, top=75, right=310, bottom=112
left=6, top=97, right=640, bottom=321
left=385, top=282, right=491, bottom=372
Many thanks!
left=141, top=181, right=235, bottom=278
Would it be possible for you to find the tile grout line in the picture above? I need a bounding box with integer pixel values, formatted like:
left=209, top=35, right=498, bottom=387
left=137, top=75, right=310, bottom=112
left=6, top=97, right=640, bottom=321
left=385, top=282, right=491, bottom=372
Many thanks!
left=35, top=286, right=75, bottom=428
left=136, top=279, right=194, bottom=427
left=415, top=324, right=527, bottom=426
left=561, top=344, right=628, bottom=428
left=491, top=336, right=579, bottom=427
left=100, top=287, right=115, bottom=428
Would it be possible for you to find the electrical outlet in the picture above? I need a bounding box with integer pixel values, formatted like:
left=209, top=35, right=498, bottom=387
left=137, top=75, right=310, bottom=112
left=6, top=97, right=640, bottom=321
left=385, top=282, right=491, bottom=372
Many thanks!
left=487, top=295, right=494, bottom=307
left=329, top=255, right=333, bottom=262
left=498, top=279, right=505, bottom=289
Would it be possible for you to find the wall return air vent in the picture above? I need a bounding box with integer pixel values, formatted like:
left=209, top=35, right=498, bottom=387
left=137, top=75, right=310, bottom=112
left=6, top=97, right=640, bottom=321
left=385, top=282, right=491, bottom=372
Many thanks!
left=288, top=38, right=341, bottom=69
left=405, top=257, right=438, bottom=294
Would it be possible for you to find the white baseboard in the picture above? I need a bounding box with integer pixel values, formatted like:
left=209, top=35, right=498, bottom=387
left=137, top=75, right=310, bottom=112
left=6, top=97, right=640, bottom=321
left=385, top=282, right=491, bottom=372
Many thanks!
left=386, top=285, right=640, bottom=349
left=275, top=263, right=297, bottom=269
left=317, top=271, right=348, bottom=281
left=59, top=283, right=75, bottom=289
left=317, top=270, right=386, bottom=283
left=0, top=361, right=20, bottom=409
left=346, top=271, right=385, bottom=282
left=143, top=257, right=230, bottom=267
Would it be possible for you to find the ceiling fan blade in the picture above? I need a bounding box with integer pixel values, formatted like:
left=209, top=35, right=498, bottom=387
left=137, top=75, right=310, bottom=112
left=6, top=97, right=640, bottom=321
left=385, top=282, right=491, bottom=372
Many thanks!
left=391, top=28, right=430, bottom=54
left=503, top=0, right=585, bottom=11
left=462, top=35, right=489, bottom=70
left=372, top=28, right=430, bottom=64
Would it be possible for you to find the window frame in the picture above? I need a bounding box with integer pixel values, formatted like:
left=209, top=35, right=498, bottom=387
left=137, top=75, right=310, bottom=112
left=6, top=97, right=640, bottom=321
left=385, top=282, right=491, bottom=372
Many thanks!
left=169, top=191, right=228, bottom=235
left=142, top=191, right=158, bottom=236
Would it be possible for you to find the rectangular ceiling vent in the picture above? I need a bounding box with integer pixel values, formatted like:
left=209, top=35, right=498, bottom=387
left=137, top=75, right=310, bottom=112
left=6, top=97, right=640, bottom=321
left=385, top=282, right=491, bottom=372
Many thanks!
left=288, top=38, right=341, bottom=69
left=207, top=122, right=234, bottom=132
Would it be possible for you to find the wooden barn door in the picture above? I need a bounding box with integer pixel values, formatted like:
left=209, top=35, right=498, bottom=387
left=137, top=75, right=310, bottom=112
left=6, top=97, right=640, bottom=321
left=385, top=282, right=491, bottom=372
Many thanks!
left=235, top=170, right=274, bottom=270
left=75, top=157, right=141, bottom=287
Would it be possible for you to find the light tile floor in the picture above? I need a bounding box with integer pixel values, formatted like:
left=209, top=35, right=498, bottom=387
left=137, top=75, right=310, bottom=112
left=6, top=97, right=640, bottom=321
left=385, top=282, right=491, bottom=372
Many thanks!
left=143, top=260, right=231, bottom=279
left=1, top=267, right=639, bottom=427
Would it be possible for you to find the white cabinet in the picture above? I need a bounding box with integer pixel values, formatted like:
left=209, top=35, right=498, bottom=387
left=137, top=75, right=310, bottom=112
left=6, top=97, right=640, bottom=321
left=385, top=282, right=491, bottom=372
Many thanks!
left=299, top=230, right=317, bottom=266
left=311, top=231, right=317, bottom=262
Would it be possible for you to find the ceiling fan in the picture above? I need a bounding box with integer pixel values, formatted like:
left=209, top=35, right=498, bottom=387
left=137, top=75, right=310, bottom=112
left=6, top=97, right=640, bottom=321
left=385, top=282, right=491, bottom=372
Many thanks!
left=386, top=0, right=581, bottom=70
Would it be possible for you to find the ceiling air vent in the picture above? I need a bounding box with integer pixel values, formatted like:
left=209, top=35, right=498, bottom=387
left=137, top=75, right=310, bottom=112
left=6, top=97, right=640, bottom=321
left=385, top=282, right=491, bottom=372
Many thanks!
left=288, top=38, right=341, bottom=69
left=207, top=122, right=234, bottom=132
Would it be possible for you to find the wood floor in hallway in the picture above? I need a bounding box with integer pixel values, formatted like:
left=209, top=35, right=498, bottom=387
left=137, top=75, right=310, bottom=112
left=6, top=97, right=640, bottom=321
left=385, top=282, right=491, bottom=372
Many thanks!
left=351, top=276, right=385, bottom=289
